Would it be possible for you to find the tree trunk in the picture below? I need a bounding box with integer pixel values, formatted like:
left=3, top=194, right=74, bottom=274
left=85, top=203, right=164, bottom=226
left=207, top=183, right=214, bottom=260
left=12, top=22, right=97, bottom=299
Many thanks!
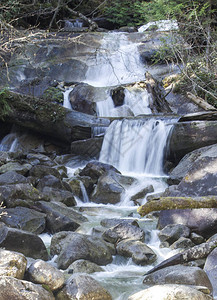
left=0, top=91, right=110, bottom=143
left=138, top=196, right=217, bottom=217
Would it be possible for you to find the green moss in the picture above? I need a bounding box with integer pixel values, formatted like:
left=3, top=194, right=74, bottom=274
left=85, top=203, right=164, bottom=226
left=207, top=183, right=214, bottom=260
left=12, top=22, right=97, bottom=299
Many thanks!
left=0, top=88, right=12, bottom=121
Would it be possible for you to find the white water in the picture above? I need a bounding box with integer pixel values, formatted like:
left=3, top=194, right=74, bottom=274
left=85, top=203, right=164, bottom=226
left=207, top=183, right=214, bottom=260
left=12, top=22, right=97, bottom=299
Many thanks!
left=84, top=32, right=145, bottom=87
left=0, top=133, right=19, bottom=152
left=63, top=87, right=73, bottom=109
left=99, top=118, right=172, bottom=175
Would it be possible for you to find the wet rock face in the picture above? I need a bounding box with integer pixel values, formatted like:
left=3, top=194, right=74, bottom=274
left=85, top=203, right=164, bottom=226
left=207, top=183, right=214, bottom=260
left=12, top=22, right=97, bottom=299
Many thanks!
left=56, top=274, right=112, bottom=300
left=143, top=265, right=213, bottom=292
left=158, top=224, right=190, bottom=245
left=50, top=232, right=113, bottom=269
left=116, top=239, right=157, bottom=265
left=68, top=259, right=104, bottom=274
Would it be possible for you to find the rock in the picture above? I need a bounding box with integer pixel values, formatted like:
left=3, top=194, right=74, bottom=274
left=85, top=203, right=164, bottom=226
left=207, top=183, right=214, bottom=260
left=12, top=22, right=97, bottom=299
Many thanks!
left=29, top=165, right=61, bottom=179
left=0, top=249, right=27, bottom=279
left=40, top=187, right=76, bottom=206
left=56, top=274, right=112, bottom=300
left=67, top=175, right=94, bottom=198
left=116, top=239, right=157, bottom=265
left=158, top=224, right=190, bottom=245
left=158, top=208, right=217, bottom=237
left=28, top=260, right=65, bottom=291
left=167, top=144, right=217, bottom=196
left=36, top=175, right=66, bottom=191
left=36, top=201, right=87, bottom=233
left=102, top=222, right=144, bottom=244
left=100, top=218, right=139, bottom=228
left=50, top=232, right=113, bottom=269
left=71, top=137, right=103, bottom=159
left=0, top=171, right=28, bottom=185
left=79, top=161, right=120, bottom=184
left=0, top=162, right=31, bottom=175
left=130, top=185, right=154, bottom=203
left=170, top=237, right=195, bottom=250
left=204, top=247, right=217, bottom=299
left=91, top=172, right=125, bottom=204
left=0, top=207, right=46, bottom=234
left=0, top=183, right=44, bottom=208
left=143, top=264, right=212, bottom=292
left=0, top=225, right=48, bottom=260
left=128, top=284, right=212, bottom=300
left=191, top=232, right=205, bottom=245
left=110, top=86, right=125, bottom=107
left=68, top=259, right=103, bottom=274
left=0, top=276, right=54, bottom=300
left=169, top=121, right=217, bottom=162
left=69, top=83, right=97, bottom=115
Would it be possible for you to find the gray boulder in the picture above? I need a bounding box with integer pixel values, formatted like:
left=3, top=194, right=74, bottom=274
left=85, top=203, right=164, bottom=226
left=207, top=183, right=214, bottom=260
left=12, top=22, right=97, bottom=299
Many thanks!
left=29, top=165, right=61, bottom=179
left=204, top=247, right=217, bottom=299
left=40, top=186, right=76, bottom=206
left=158, top=224, right=190, bottom=245
left=101, top=218, right=139, bottom=228
left=0, top=224, right=48, bottom=260
left=130, top=185, right=154, bottom=204
left=56, top=274, right=112, bottom=300
left=143, top=264, right=212, bottom=292
left=158, top=208, right=217, bottom=237
left=0, top=162, right=31, bottom=175
left=50, top=232, right=113, bottom=269
left=91, top=172, right=124, bottom=204
left=0, top=276, right=54, bottom=300
left=28, top=260, right=65, bottom=291
left=36, top=201, right=87, bottom=233
left=0, top=171, right=28, bottom=185
left=102, top=222, right=145, bottom=244
left=128, top=284, right=212, bottom=300
left=170, top=237, right=195, bottom=250
left=68, top=259, right=103, bottom=274
left=0, top=249, right=27, bottom=279
left=116, top=239, right=157, bottom=265
left=0, top=207, right=46, bottom=234
left=79, top=161, right=120, bottom=184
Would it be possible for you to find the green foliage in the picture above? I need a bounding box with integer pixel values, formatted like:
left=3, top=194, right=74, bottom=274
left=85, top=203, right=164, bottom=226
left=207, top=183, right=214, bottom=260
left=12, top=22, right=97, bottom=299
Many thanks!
left=0, top=88, right=12, bottom=121
left=42, top=87, right=63, bottom=104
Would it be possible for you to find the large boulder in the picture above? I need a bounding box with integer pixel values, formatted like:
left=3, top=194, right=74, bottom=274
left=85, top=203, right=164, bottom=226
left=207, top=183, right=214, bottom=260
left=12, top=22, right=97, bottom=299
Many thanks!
left=0, top=276, right=54, bottom=300
left=0, top=207, right=46, bottom=234
left=116, top=239, right=157, bottom=265
left=56, top=274, right=112, bottom=300
left=0, top=249, right=27, bottom=279
left=128, top=284, right=212, bottom=300
left=157, top=208, right=217, bottom=237
left=0, top=224, right=48, bottom=260
left=0, top=183, right=44, bottom=208
left=143, top=265, right=212, bottom=292
left=102, top=222, right=145, bottom=244
left=0, top=171, right=28, bottom=185
left=39, top=187, right=76, bottom=206
left=27, top=260, right=65, bottom=291
left=166, top=144, right=217, bottom=197
left=169, top=121, right=217, bottom=162
left=35, top=201, right=87, bottom=233
left=204, top=247, right=217, bottom=299
left=91, top=172, right=125, bottom=204
left=158, top=224, right=190, bottom=245
left=71, top=137, right=103, bottom=159
left=0, top=162, right=32, bottom=175
left=50, top=232, right=113, bottom=269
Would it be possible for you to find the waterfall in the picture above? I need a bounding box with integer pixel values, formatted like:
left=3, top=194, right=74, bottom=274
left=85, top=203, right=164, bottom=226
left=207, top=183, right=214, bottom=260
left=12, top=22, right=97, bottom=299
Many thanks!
left=0, top=133, right=19, bottom=152
left=99, top=118, right=173, bottom=175
left=84, top=33, right=145, bottom=87
left=63, top=87, right=73, bottom=109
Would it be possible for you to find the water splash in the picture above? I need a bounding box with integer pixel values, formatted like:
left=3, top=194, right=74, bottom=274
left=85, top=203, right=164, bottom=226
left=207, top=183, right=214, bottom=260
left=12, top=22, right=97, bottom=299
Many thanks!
left=99, top=118, right=173, bottom=175
left=63, top=87, right=73, bottom=109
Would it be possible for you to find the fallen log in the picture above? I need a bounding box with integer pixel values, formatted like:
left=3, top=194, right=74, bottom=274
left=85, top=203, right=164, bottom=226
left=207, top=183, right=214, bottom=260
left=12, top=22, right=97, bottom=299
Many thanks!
left=0, top=90, right=110, bottom=143
left=144, top=238, right=217, bottom=276
left=187, top=92, right=217, bottom=111
left=138, top=196, right=217, bottom=217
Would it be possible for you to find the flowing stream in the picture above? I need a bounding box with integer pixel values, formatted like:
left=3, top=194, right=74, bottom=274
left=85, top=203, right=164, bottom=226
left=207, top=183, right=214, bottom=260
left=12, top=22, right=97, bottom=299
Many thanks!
left=0, top=31, right=178, bottom=299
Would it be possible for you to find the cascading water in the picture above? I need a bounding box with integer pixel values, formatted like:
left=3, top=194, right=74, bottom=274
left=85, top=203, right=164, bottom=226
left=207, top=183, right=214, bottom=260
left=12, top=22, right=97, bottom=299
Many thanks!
left=84, top=32, right=145, bottom=87
left=99, top=118, right=173, bottom=175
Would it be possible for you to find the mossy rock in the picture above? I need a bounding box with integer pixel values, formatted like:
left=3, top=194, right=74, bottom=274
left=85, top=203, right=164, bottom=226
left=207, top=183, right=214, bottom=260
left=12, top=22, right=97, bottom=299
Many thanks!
left=42, top=87, right=63, bottom=104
